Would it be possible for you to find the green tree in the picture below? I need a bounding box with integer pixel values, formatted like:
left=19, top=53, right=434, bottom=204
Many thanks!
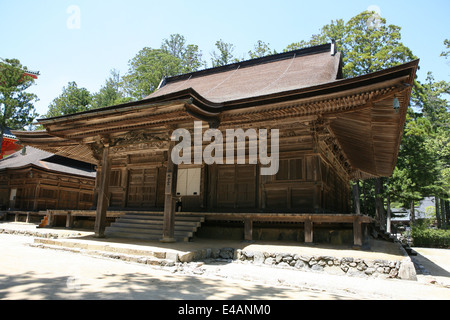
left=248, top=40, right=276, bottom=59
left=46, top=81, right=92, bottom=117
left=0, top=58, right=38, bottom=153
left=210, top=39, right=239, bottom=67
left=390, top=113, right=440, bottom=223
left=412, top=72, right=450, bottom=226
left=285, top=11, right=417, bottom=78
left=441, top=39, right=450, bottom=59
left=91, top=69, right=131, bottom=109
left=122, top=48, right=186, bottom=100
left=161, top=34, right=205, bottom=72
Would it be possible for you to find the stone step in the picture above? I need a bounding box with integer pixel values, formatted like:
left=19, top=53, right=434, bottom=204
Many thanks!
left=104, top=229, right=191, bottom=242
left=118, top=213, right=205, bottom=222
left=105, top=212, right=204, bottom=242
left=109, top=222, right=198, bottom=232
left=31, top=241, right=178, bottom=266
left=116, top=218, right=202, bottom=227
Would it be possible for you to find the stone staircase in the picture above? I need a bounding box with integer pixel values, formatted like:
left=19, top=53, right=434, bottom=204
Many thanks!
left=105, top=212, right=205, bottom=242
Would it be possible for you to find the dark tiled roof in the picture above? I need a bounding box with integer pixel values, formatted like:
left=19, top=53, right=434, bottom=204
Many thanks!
left=0, top=146, right=95, bottom=178
left=148, top=43, right=342, bottom=103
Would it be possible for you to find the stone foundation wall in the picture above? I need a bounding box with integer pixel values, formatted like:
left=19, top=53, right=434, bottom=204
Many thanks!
left=207, top=247, right=415, bottom=281
left=176, top=246, right=417, bottom=281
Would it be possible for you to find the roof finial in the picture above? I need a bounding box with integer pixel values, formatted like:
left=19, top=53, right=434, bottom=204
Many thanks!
left=331, top=39, right=337, bottom=56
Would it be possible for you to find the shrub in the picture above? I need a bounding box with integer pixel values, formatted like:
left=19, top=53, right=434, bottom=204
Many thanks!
left=411, top=223, right=450, bottom=248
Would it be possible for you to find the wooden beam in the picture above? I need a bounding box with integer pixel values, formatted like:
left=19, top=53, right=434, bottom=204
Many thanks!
left=94, top=142, right=111, bottom=238
left=161, top=140, right=177, bottom=242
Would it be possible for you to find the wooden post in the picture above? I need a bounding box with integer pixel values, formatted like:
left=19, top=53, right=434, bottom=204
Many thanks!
left=386, top=193, right=391, bottom=234
left=352, top=180, right=361, bottom=215
left=94, top=141, right=111, bottom=238
left=353, top=216, right=362, bottom=248
left=244, top=218, right=253, bottom=241
left=304, top=217, right=313, bottom=243
left=91, top=166, right=99, bottom=209
left=66, top=212, right=73, bottom=229
left=33, top=183, right=40, bottom=211
left=47, top=211, right=55, bottom=227
left=375, top=178, right=385, bottom=230
left=161, top=140, right=177, bottom=243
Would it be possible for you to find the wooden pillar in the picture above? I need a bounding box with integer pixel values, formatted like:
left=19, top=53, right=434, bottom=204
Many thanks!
left=386, top=193, right=391, bottom=234
left=304, top=217, right=313, bottom=243
left=33, top=183, right=40, bottom=211
left=66, top=212, right=73, bottom=229
left=352, top=180, right=361, bottom=215
left=94, top=141, right=111, bottom=238
left=375, top=178, right=385, bottom=230
left=353, top=216, right=362, bottom=247
left=208, top=164, right=217, bottom=210
left=244, top=218, right=253, bottom=241
left=47, top=211, right=55, bottom=227
left=91, top=167, right=99, bottom=209
left=161, top=140, right=177, bottom=243
left=121, top=167, right=128, bottom=208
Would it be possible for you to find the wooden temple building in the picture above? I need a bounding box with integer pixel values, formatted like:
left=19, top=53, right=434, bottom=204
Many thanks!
left=13, top=43, right=418, bottom=245
left=0, top=146, right=95, bottom=224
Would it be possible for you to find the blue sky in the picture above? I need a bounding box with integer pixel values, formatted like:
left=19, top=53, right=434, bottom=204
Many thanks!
left=1, top=0, right=449, bottom=117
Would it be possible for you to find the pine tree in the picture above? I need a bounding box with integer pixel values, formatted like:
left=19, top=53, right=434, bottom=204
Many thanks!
left=0, top=58, right=38, bottom=154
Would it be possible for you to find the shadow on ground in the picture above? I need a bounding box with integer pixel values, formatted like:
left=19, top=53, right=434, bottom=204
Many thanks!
left=0, top=270, right=352, bottom=300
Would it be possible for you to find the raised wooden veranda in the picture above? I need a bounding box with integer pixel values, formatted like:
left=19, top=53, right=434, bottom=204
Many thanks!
left=37, top=209, right=374, bottom=246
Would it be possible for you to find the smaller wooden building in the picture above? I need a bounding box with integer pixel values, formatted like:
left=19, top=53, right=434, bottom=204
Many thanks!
left=0, top=146, right=96, bottom=213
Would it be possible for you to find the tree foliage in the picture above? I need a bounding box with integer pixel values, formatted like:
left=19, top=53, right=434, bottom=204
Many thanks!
left=46, top=81, right=91, bottom=118
left=0, top=58, right=38, bottom=152
left=210, top=39, right=239, bottom=67
left=248, top=40, right=276, bottom=59
left=161, top=34, right=205, bottom=72
left=122, top=48, right=185, bottom=100
left=0, top=58, right=38, bottom=127
left=120, top=34, right=206, bottom=100
left=285, top=11, right=417, bottom=78
left=91, top=69, right=131, bottom=109
left=441, top=39, right=450, bottom=59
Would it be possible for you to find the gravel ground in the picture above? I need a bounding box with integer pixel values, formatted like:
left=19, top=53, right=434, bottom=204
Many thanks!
left=1, top=232, right=449, bottom=300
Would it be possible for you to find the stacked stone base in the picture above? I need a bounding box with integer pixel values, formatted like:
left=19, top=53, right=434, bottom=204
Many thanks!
left=233, top=249, right=416, bottom=281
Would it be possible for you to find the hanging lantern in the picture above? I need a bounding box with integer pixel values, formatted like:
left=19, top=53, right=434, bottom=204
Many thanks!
left=393, top=97, right=400, bottom=113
